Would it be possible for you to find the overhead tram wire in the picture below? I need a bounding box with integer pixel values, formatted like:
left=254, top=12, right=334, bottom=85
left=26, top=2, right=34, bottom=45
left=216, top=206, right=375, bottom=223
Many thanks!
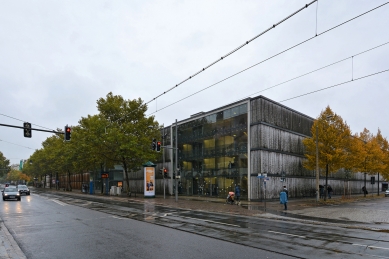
left=147, top=2, right=389, bottom=116
left=279, top=69, right=389, bottom=103
left=0, top=139, right=35, bottom=150
left=102, top=1, right=316, bottom=129
left=145, top=0, right=318, bottom=106
left=0, top=113, right=58, bottom=132
left=240, top=41, right=389, bottom=99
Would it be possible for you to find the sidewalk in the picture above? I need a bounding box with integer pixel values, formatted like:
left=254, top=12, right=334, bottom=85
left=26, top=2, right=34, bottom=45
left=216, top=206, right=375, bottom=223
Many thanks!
left=0, top=222, right=27, bottom=259
left=36, top=187, right=389, bottom=224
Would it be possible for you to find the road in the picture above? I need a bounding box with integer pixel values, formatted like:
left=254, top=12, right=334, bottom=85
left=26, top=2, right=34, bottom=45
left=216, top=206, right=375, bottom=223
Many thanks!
left=1, top=188, right=389, bottom=259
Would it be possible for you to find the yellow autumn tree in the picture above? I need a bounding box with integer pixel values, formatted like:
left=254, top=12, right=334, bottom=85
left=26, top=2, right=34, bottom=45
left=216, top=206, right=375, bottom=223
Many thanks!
left=376, top=129, right=389, bottom=180
left=354, top=129, right=387, bottom=181
left=303, top=106, right=351, bottom=185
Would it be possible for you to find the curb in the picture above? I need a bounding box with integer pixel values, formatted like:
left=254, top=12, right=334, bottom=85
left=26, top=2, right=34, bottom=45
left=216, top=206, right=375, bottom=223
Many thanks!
left=0, top=221, right=27, bottom=259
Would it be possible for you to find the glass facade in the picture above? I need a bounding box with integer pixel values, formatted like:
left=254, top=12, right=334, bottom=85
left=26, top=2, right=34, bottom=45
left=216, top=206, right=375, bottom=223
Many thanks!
left=174, top=103, right=248, bottom=199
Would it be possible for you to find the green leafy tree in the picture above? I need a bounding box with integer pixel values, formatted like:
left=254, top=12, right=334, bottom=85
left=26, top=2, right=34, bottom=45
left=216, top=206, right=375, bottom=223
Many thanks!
left=77, top=92, right=160, bottom=194
left=0, top=151, right=11, bottom=178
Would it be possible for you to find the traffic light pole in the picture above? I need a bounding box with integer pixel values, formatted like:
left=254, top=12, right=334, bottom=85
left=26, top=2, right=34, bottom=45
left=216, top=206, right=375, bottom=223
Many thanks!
left=0, top=123, right=64, bottom=134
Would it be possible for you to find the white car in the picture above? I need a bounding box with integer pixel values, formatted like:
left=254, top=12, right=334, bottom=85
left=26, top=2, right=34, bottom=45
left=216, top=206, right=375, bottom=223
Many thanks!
left=385, top=189, right=389, bottom=197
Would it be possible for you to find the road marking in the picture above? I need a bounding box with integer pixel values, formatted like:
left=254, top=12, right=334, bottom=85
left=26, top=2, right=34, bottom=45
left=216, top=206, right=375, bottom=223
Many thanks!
left=267, top=230, right=306, bottom=238
left=112, top=216, right=126, bottom=220
left=353, top=244, right=389, bottom=250
left=183, top=217, right=240, bottom=227
left=52, top=199, right=67, bottom=206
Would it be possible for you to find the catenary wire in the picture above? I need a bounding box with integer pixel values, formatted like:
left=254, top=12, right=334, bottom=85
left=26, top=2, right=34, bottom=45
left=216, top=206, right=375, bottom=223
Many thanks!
left=147, top=2, right=389, bottom=116
left=145, top=0, right=318, bottom=105
left=0, top=139, right=35, bottom=150
left=239, top=41, right=389, bottom=100
left=0, top=113, right=57, bottom=131
left=279, top=69, right=389, bottom=103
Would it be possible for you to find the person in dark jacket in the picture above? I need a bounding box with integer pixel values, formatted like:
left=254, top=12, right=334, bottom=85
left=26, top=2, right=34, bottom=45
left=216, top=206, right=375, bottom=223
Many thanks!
left=280, top=190, right=288, bottom=210
left=319, top=185, right=324, bottom=199
left=327, top=185, right=333, bottom=199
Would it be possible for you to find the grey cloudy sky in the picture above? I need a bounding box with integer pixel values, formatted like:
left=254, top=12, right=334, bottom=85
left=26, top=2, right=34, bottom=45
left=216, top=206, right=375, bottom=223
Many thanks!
left=0, top=0, right=388, bottom=165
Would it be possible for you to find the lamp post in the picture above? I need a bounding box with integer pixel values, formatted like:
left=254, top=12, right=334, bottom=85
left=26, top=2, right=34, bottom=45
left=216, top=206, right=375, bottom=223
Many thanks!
left=162, top=123, right=166, bottom=200
left=175, top=119, right=178, bottom=202
left=315, top=124, right=319, bottom=202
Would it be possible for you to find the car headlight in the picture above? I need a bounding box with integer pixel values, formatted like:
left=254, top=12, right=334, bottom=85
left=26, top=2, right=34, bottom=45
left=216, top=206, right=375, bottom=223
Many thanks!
left=16, top=193, right=20, bottom=196
left=4, top=194, right=7, bottom=196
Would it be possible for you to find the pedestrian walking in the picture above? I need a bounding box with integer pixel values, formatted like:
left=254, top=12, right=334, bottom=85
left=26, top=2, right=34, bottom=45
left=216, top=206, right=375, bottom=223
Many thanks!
left=319, top=185, right=324, bottom=199
left=327, top=185, right=333, bottom=199
left=362, top=186, right=368, bottom=195
left=235, top=184, right=241, bottom=205
left=283, top=185, right=289, bottom=199
left=280, top=189, right=288, bottom=210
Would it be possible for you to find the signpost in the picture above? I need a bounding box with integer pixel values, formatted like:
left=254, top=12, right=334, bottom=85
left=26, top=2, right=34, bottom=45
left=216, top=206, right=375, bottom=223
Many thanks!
left=257, top=173, right=270, bottom=211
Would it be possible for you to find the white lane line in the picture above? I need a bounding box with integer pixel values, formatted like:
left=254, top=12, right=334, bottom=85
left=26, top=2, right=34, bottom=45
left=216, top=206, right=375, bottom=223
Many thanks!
left=112, top=216, right=126, bottom=220
left=183, top=217, right=240, bottom=228
left=267, top=230, right=306, bottom=238
left=52, top=199, right=67, bottom=206
left=353, top=244, right=389, bottom=250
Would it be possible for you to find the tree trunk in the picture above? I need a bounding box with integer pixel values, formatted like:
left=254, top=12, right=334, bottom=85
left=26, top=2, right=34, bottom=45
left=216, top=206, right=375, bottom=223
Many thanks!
left=68, top=170, right=72, bottom=191
left=122, top=157, right=130, bottom=196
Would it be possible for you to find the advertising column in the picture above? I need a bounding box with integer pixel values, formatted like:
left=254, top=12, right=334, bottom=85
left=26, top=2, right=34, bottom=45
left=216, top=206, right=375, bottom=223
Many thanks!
left=143, top=161, right=156, bottom=198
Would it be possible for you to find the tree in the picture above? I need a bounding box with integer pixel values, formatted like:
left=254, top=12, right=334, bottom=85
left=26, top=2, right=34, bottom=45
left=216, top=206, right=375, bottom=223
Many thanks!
left=0, top=151, right=11, bottom=178
left=375, top=129, right=389, bottom=180
left=77, top=92, right=160, bottom=195
left=6, top=169, right=30, bottom=183
left=354, top=129, right=386, bottom=193
left=303, top=106, right=351, bottom=200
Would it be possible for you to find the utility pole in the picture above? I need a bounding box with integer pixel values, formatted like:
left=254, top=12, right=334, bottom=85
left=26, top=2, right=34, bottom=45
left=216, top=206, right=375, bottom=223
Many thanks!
left=175, top=119, right=179, bottom=202
left=316, top=124, right=319, bottom=202
left=162, top=124, right=165, bottom=199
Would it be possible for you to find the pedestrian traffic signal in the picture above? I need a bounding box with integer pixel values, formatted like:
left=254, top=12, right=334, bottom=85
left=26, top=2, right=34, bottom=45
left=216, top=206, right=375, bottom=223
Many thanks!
left=156, top=141, right=161, bottom=152
left=23, top=122, right=32, bottom=138
left=64, top=125, right=71, bottom=141
left=152, top=139, right=156, bottom=150
left=163, top=168, right=168, bottom=178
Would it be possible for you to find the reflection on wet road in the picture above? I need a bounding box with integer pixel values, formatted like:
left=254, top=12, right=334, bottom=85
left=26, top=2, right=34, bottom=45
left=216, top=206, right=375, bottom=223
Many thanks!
left=39, top=192, right=389, bottom=259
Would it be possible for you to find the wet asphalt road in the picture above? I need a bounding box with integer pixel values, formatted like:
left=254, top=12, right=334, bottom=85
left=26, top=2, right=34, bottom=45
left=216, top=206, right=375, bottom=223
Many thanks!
left=1, top=190, right=389, bottom=259
left=0, top=192, right=292, bottom=259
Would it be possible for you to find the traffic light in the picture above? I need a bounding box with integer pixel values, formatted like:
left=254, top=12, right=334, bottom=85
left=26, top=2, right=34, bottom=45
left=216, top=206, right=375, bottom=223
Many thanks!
left=163, top=168, right=168, bottom=178
left=156, top=141, right=161, bottom=152
left=23, top=122, right=32, bottom=138
left=371, top=176, right=375, bottom=185
left=64, top=125, right=71, bottom=141
left=152, top=139, right=156, bottom=150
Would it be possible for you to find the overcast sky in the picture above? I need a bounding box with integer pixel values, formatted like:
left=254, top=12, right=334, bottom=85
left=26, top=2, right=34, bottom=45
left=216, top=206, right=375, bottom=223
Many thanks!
left=0, top=0, right=388, bottom=165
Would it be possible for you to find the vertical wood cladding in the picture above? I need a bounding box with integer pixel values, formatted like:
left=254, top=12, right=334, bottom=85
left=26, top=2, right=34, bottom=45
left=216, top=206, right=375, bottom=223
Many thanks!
left=250, top=150, right=313, bottom=177
left=251, top=124, right=306, bottom=154
left=250, top=97, right=313, bottom=136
